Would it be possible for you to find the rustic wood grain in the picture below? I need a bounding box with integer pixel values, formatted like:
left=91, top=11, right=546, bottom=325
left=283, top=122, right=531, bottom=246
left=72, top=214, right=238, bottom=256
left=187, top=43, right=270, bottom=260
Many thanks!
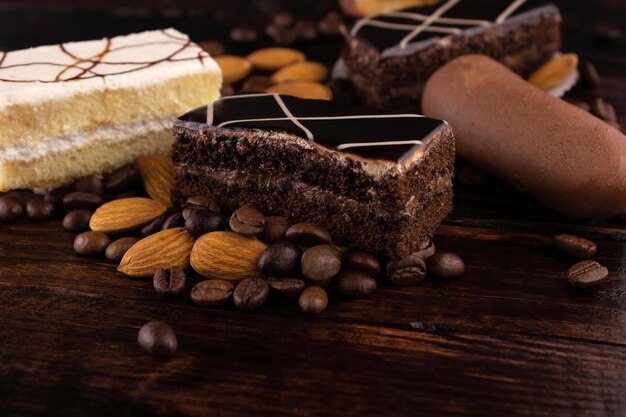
left=1, top=1, right=626, bottom=416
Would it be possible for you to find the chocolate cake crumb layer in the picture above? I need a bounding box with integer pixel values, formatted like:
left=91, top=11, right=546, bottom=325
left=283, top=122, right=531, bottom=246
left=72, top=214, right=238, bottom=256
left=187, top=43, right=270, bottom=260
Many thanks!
left=342, top=0, right=562, bottom=111
left=172, top=94, right=455, bottom=257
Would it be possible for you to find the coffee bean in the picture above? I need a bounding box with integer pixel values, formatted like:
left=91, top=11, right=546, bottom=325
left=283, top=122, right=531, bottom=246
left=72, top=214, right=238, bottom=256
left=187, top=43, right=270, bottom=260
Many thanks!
left=258, top=216, right=290, bottom=244
left=267, top=277, right=305, bottom=298
left=25, top=199, right=55, bottom=220
left=62, top=209, right=92, bottom=232
left=554, top=234, right=597, bottom=259
left=44, top=184, right=74, bottom=206
left=415, top=240, right=436, bottom=260
left=233, top=278, right=269, bottom=311
left=294, top=20, right=318, bottom=41
left=229, top=205, right=265, bottom=237
left=230, top=26, right=258, bottom=43
left=185, top=211, right=227, bottom=238
left=0, top=195, right=23, bottom=222
left=63, top=192, right=104, bottom=211
left=344, top=251, right=381, bottom=275
left=299, top=286, right=328, bottom=314
left=318, top=11, right=343, bottom=37
left=426, top=252, right=465, bottom=279
left=581, top=61, right=601, bottom=89
left=336, top=270, right=377, bottom=298
left=153, top=267, right=187, bottom=297
left=191, top=279, right=234, bottom=307
left=257, top=240, right=302, bottom=277
left=161, top=212, right=185, bottom=230
left=6, top=190, right=36, bottom=204
left=274, top=11, right=295, bottom=27
left=183, top=196, right=221, bottom=218
left=105, top=236, right=140, bottom=262
left=567, top=260, right=609, bottom=288
left=141, top=213, right=170, bottom=236
left=104, top=164, right=140, bottom=193
left=241, top=75, right=274, bottom=93
left=75, top=175, right=104, bottom=195
left=220, top=84, right=236, bottom=97
left=285, top=222, right=332, bottom=246
left=73, top=231, right=110, bottom=256
left=137, top=321, right=177, bottom=359
left=301, top=245, right=341, bottom=286
left=594, top=22, right=622, bottom=44
left=386, top=254, right=426, bottom=286
left=197, top=39, right=224, bottom=56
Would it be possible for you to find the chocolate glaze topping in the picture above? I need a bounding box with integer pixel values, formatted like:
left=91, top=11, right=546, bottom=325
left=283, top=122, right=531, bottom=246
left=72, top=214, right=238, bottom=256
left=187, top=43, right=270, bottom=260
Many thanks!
left=347, top=0, right=558, bottom=58
left=177, top=93, right=447, bottom=164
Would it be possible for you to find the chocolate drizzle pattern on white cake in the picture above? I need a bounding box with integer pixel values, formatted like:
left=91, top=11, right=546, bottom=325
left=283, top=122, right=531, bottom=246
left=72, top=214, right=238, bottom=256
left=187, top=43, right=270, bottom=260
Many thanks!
left=348, top=0, right=555, bottom=57
left=179, top=93, right=447, bottom=163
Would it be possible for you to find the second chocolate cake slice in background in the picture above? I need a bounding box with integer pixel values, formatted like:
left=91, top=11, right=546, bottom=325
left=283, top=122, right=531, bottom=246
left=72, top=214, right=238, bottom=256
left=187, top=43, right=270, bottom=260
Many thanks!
left=172, top=93, right=454, bottom=257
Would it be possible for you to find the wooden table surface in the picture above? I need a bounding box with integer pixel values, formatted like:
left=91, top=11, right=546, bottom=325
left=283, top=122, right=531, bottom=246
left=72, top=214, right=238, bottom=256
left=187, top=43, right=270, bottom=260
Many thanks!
left=1, top=1, right=625, bottom=416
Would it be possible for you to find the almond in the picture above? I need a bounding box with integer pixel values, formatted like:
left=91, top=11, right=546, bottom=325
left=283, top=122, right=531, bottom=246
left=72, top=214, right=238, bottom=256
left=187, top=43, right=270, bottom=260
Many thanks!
left=528, top=53, right=579, bottom=91
left=136, top=155, right=176, bottom=207
left=247, top=48, right=306, bottom=71
left=89, top=197, right=166, bottom=234
left=118, top=227, right=195, bottom=277
left=214, top=55, right=252, bottom=84
left=266, top=81, right=333, bottom=101
left=191, top=231, right=267, bottom=281
left=340, top=0, right=441, bottom=17
left=270, top=61, right=328, bottom=84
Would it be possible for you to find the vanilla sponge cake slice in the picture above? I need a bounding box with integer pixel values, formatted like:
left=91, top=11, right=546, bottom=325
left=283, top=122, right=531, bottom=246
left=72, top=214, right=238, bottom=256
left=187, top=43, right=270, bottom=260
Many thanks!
left=0, top=28, right=221, bottom=190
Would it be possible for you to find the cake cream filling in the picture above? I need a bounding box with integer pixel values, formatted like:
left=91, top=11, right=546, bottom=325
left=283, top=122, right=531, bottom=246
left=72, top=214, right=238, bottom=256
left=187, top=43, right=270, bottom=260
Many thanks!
left=0, top=115, right=174, bottom=161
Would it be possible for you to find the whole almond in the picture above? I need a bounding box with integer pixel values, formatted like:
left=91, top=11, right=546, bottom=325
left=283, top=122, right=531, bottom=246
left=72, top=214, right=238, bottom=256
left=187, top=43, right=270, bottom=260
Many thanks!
left=270, top=61, right=328, bottom=84
left=89, top=197, right=166, bottom=234
left=191, top=231, right=267, bottom=281
left=266, top=81, right=333, bottom=100
left=528, top=53, right=579, bottom=91
left=340, top=0, right=441, bottom=18
left=136, top=155, right=176, bottom=207
left=214, top=55, right=252, bottom=84
left=247, top=47, right=306, bottom=71
left=118, top=227, right=195, bottom=277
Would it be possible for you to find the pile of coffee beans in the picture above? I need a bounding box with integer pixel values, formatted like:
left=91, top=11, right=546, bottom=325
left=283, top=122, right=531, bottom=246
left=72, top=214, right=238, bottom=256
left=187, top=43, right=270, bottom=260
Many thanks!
left=553, top=234, right=609, bottom=288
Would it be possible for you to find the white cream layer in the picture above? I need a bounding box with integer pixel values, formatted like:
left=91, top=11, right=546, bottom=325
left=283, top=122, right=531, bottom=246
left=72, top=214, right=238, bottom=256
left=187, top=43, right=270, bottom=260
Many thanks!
left=0, top=115, right=174, bottom=161
left=0, top=28, right=221, bottom=107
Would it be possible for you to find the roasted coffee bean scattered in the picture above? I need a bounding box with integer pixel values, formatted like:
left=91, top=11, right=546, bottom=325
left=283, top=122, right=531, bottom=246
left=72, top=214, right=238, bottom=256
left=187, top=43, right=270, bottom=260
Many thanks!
left=426, top=252, right=465, bottom=279
left=567, top=260, right=609, bottom=288
left=183, top=196, right=221, bottom=218
left=7, top=190, right=36, bottom=204
left=162, top=212, right=185, bottom=230
left=554, top=234, right=597, bottom=259
left=153, top=267, right=187, bottom=297
left=105, top=237, right=140, bottom=262
left=0, top=195, right=23, bottom=222
left=25, top=199, right=55, bottom=220
left=299, top=286, right=328, bottom=314
left=75, top=175, right=104, bottom=195
left=241, top=75, right=274, bottom=93
left=233, top=278, right=269, bottom=311
left=63, top=209, right=92, bottom=232
left=285, top=222, right=332, bottom=245
left=73, top=231, right=110, bottom=256
left=137, top=321, right=177, bottom=359
left=415, top=240, right=436, bottom=260
left=318, top=11, right=343, bottom=37
left=301, top=244, right=341, bottom=286
left=44, top=184, right=74, bottom=206
left=593, top=22, right=622, bottom=44
left=267, top=277, right=305, bottom=298
left=185, top=211, right=227, bottom=238
left=191, top=279, right=234, bottom=307
left=141, top=213, right=169, bottom=236
left=198, top=40, right=224, bottom=56
left=229, top=204, right=265, bottom=237
left=336, top=270, right=377, bottom=298
left=344, top=251, right=381, bottom=276
left=386, top=253, right=427, bottom=286
left=259, top=216, right=290, bottom=244
left=581, top=61, right=601, bottom=88
left=63, top=192, right=104, bottom=211
left=104, top=164, right=140, bottom=193
left=230, top=26, right=258, bottom=43
left=258, top=240, right=302, bottom=277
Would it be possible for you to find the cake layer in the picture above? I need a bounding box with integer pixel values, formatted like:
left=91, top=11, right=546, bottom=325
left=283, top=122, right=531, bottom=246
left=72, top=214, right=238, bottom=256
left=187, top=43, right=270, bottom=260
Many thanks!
left=0, top=28, right=221, bottom=146
left=0, top=117, right=173, bottom=190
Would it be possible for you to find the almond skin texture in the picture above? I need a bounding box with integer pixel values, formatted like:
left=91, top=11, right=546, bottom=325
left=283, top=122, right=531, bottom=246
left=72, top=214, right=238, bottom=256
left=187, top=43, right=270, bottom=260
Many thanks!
left=89, top=197, right=167, bottom=234
left=270, top=61, right=328, bottom=84
left=191, top=231, right=267, bottom=281
left=528, top=53, right=579, bottom=91
left=214, top=55, right=252, bottom=84
left=247, top=47, right=305, bottom=71
left=118, top=227, right=195, bottom=277
left=266, top=81, right=333, bottom=100
left=136, top=155, right=176, bottom=207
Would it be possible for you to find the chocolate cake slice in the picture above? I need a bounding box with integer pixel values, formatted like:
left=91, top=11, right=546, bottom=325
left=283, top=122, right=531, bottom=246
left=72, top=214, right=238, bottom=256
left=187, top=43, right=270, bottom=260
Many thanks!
left=172, top=93, right=454, bottom=257
left=342, top=0, right=562, bottom=111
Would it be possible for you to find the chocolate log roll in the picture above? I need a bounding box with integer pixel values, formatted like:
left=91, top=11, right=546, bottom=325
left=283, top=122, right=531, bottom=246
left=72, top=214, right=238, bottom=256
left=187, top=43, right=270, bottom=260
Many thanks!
left=422, top=54, right=626, bottom=219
